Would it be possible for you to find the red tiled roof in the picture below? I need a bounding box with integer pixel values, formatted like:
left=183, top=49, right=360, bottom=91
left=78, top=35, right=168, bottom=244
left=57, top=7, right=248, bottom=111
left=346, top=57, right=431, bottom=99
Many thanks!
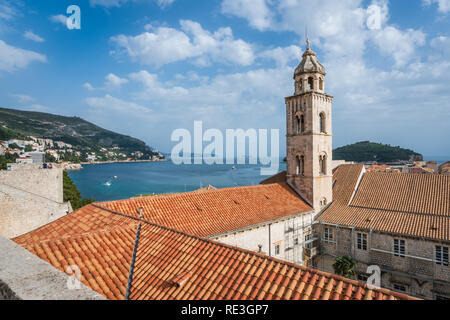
left=318, top=165, right=450, bottom=241
left=260, top=171, right=287, bottom=185
left=97, top=183, right=313, bottom=238
left=14, top=205, right=416, bottom=301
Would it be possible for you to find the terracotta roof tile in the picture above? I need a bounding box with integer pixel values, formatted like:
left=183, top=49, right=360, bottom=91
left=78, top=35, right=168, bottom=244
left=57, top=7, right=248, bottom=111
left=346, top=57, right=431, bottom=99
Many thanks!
left=13, top=181, right=417, bottom=301
left=97, top=183, right=312, bottom=238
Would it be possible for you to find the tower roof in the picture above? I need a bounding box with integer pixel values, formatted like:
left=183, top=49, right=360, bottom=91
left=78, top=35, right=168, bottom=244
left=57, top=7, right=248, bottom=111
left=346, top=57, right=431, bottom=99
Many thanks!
left=294, top=39, right=326, bottom=77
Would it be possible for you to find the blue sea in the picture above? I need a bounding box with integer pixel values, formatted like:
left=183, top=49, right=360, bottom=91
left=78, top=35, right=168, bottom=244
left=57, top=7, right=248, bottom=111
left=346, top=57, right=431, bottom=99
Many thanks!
left=68, top=161, right=287, bottom=202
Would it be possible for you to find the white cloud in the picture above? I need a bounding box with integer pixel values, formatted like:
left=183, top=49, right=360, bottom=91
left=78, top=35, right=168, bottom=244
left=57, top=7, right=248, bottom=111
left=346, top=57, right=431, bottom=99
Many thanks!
left=259, top=46, right=301, bottom=67
left=110, top=20, right=255, bottom=67
left=221, top=0, right=273, bottom=31
left=372, top=27, right=426, bottom=67
left=0, top=1, right=17, bottom=21
left=126, top=67, right=290, bottom=130
left=423, top=0, right=450, bottom=13
left=90, top=0, right=175, bottom=8
left=155, top=0, right=175, bottom=8
left=430, top=36, right=450, bottom=55
left=10, top=94, right=35, bottom=104
left=49, top=14, right=67, bottom=26
left=83, top=83, right=95, bottom=91
left=24, top=30, right=45, bottom=43
left=105, top=73, right=129, bottom=88
left=90, top=0, right=123, bottom=7
left=0, top=40, right=47, bottom=72
left=85, top=94, right=152, bottom=115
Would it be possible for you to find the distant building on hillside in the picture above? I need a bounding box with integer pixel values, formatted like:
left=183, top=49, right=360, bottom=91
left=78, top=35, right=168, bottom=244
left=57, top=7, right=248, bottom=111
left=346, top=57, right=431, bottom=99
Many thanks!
left=426, top=161, right=438, bottom=173
left=15, top=157, right=33, bottom=164
left=28, top=152, right=45, bottom=164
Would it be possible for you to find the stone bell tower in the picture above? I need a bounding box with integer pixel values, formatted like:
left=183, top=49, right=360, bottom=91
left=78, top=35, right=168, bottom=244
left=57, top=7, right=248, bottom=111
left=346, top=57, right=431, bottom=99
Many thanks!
left=285, top=39, right=333, bottom=212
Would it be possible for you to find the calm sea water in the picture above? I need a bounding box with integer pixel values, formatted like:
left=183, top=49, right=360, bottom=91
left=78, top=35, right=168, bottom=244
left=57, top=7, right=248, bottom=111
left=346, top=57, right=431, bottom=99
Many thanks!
left=68, top=161, right=287, bottom=202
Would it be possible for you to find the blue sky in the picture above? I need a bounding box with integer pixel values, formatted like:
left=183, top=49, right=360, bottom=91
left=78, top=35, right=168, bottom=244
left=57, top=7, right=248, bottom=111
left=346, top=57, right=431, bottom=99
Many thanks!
left=0, top=0, right=449, bottom=157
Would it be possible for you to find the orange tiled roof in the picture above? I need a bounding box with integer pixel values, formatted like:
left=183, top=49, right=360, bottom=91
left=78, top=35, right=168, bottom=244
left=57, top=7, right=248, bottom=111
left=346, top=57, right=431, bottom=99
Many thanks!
left=97, top=183, right=312, bottom=238
left=260, top=171, right=287, bottom=185
left=14, top=205, right=416, bottom=301
left=318, top=165, right=450, bottom=241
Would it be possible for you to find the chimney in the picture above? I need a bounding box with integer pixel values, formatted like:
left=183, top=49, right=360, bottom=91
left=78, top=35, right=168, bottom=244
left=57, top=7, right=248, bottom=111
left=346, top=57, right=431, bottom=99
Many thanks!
left=139, top=207, right=143, bottom=218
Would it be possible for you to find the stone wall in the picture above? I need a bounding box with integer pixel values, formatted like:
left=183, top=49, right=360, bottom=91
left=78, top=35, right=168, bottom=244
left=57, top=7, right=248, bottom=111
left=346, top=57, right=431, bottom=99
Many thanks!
left=0, top=166, right=63, bottom=203
left=0, top=184, right=71, bottom=238
left=0, top=236, right=105, bottom=300
left=0, top=167, right=70, bottom=239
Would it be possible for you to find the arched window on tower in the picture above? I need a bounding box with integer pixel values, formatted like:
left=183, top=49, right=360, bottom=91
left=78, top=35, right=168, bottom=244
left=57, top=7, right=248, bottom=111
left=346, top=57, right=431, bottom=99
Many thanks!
left=308, top=77, right=314, bottom=91
left=319, top=154, right=327, bottom=175
left=319, top=113, right=326, bottom=133
left=296, top=155, right=305, bottom=176
left=319, top=78, right=324, bottom=91
left=296, top=115, right=305, bottom=135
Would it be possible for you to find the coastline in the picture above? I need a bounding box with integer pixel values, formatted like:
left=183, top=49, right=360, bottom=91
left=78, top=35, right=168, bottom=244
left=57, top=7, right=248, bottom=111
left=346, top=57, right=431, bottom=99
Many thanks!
left=61, top=159, right=168, bottom=171
left=80, top=159, right=168, bottom=165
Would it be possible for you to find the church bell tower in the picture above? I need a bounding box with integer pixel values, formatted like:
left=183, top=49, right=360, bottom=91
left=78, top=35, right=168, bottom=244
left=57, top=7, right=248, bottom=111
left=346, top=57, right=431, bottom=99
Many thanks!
left=285, top=39, right=333, bottom=212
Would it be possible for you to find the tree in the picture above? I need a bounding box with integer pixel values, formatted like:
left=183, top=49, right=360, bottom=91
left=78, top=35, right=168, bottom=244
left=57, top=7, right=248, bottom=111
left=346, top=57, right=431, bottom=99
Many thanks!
left=45, top=152, right=56, bottom=163
left=63, top=171, right=95, bottom=210
left=0, top=153, right=18, bottom=170
left=333, top=256, right=356, bottom=278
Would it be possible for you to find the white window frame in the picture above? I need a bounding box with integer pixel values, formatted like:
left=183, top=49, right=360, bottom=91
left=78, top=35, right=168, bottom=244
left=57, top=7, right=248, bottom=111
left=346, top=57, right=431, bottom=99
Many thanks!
left=393, top=239, right=406, bottom=258
left=436, top=246, right=449, bottom=267
left=357, top=233, right=368, bottom=251
left=323, top=227, right=334, bottom=243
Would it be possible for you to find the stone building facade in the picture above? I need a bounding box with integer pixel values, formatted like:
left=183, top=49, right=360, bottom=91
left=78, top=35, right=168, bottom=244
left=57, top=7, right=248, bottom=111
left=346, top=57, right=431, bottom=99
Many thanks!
left=314, top=224, right=450, bottom=300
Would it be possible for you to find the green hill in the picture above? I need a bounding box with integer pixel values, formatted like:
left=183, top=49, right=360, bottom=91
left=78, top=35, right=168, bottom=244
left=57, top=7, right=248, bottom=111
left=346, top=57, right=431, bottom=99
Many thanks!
left=333, top=141, right=422, bottom=163
left=0, top=107, right=161, bottom=161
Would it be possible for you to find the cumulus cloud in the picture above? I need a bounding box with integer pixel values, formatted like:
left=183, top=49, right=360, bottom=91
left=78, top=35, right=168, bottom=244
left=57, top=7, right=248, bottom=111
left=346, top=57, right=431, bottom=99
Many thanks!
left=24, top=30, right=45, bottom=43
left=259, top=46, right=301, bottom=67
left=49, top=14, right=67, bottom=26
left=83, top=83, right=95, bottom=91
left=221, top=0, right=273, bottom=31
left=0, top=40, right=47, bottom=72
left=0, top=1, right=17, bottom=21
left=10, top=94, right=35, bottom=104
left=90, top=0, right=175, bottom=8
left=110, top=20, right=255, bottom=67
left=105, top=73, right=129, bottom=88
left=372, top=27, right=426, bottom=67
left=85, top=94, right=152, bottom=115
left=423, top=0, right=450, bottom=13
